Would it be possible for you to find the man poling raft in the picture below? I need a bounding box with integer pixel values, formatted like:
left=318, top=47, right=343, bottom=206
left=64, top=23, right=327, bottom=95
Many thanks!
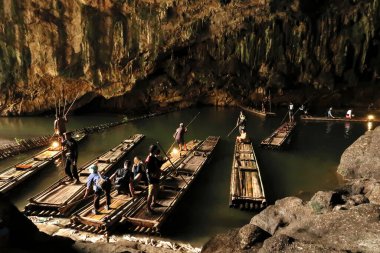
left=227, top=111, right=247, bottom=137
left=173, top=123, right=187, bottom=152
left=168, top=112, right=200, bottom=154
left=53, top=93, right=79, bottom=139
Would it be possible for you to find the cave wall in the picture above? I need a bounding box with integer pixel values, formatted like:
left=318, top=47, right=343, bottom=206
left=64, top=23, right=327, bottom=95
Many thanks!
left=0, top=0, right=379, bottom=115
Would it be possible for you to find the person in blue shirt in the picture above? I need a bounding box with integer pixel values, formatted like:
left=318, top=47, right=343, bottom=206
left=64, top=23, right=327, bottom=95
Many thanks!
left=83, top=164, right=111, bottom=214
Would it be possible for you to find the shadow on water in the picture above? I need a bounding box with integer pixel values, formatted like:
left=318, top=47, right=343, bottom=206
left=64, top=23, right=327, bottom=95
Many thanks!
left=0, top=107, right=377, bottom=246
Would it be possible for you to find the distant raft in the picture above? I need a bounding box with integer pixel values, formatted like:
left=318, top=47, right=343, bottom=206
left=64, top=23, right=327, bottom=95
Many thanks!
left=68, top=136, right=220, bottom=235
left=0, top=131, right=87, bottom=194
left=230, top=139, right=266, bottom=210
left=24, top=134, right=144, bottom=217
left=300, top=115, right=380, bottom=123
left=240, top=106, right=276, bottom=118
left=261, top=122, right=296, bottom=149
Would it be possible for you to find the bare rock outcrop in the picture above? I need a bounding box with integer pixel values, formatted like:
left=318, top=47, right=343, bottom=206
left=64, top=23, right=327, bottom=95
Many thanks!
left=1, top=0, right=380, bottom=115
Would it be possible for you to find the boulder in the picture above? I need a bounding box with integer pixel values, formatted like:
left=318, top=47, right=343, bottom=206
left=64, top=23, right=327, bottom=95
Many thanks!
left=251, top=197, right=312, bottom=235
left=238, top=224, right=269, bottom=249
left=337, top=127, right=380, bottom=180
left=309, top=191, right=343, bottom=214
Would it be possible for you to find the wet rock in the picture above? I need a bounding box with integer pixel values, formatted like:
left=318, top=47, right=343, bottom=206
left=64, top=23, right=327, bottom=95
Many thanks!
left=278, top=204, right=380, bottom=253
left=258, top=234, right=294, bottom=253
left=250, top=197, right=311, bottom=235
left=365, top=181, right=380, bottom=205
left=309, top=191, right=343, bottom=214
left=238, top=224, right=269, bottom=249
left=337, top=127, right=380, bottom=180
left=201, top=229, right=246, bottom=253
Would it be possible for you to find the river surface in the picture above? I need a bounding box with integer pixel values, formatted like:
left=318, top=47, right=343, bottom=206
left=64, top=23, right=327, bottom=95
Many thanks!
left=0, top=107, right=377, bottom=246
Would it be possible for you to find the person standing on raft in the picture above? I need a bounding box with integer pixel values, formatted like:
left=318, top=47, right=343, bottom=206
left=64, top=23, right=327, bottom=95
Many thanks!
left=173, top=123, right=187, bottom=151
left=236, top=111, right=247, bottom=134
left=61, top=132, right=79, bottom=184
left=54, top=113, right=68, bottom=139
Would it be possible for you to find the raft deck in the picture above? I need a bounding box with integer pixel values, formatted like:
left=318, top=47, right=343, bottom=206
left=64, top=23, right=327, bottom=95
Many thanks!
left=0, top=132, right=87, bottom=193
left=300, top=115, right=379, bottom=123
left=124, top=136, right=219, bottom=233
left=24, top=134, right=144, bottom=217
left=240, top=106, right=276, bottom=118
left=68, top=139, right=205, bottom=235
left=261, top=122, right=296, bottom=149
left=230, top=139, right=266, bottom=210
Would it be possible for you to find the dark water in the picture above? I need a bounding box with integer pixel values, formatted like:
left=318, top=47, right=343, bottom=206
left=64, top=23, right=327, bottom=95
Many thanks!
left=0, top=107, right=377, bottom=246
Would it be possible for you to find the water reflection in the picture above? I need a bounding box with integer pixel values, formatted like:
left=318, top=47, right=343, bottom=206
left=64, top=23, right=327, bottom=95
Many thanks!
left=344, top=122, right=351, bottom=138
left=326, top=122, right=333, bottom=134
left=367, top=122, right=373, bottom=131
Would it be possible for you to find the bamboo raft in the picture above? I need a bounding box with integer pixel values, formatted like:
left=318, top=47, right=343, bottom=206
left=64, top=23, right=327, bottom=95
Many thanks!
left=124, top=136, right=219, bottom=233
left=230, top=139, right=266, bottom=210
left=24, top=134, right=144, bottom=217
left=67, top=136, right=219, bottom=235
left=240, top=106, right=276, bottom=118
left=261, top=122, right=296, bottom=149
left=0, top=108, right=177, bottom=161
left=0, top=135, right=52, bottom=160
left=0, top=132, right=87, bottom=194
left=300, top=115, right=380, bottom=123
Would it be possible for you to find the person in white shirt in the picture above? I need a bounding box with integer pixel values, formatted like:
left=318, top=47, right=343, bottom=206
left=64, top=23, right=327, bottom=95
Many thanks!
left=346, top=109, right=352, bottom=119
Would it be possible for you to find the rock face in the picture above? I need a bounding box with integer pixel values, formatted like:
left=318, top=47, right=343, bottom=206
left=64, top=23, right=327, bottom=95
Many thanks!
left=338, top=126, right=380, bottom=180
left=202, top=126, right=380, bottom=253
left=1, top=0, right=380, bottom=115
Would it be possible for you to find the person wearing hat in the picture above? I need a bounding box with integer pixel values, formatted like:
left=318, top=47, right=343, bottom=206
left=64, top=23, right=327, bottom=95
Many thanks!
left=173, top=123, right=187, bottom=151
left=83, top=163, right=112, bottom=214
left=145, top=144, right=166, bottom=214
left=61, top=131, right=79, bottom=184
left=236, top=111, right=247, bottom=135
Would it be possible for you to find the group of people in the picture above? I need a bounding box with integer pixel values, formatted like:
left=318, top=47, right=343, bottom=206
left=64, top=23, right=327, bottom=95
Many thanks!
left=82, top=144, right=169, bottom=215
left=54, top=114, right=189, bottom=215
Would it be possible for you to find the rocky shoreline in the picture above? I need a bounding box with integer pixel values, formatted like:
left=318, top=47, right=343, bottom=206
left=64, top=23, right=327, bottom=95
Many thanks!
left=202, top=126, right=380, bottom=253
left=0, top=192, right=200, bottom=253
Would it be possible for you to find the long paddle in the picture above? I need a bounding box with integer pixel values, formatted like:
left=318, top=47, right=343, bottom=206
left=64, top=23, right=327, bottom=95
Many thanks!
left=156, top=141, right=189, bottom=186
left=168, top=111, right=200, bottom=152
left=64, top=93, right=79, bottom=118
left=226, top=124, right=239, bottom=137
